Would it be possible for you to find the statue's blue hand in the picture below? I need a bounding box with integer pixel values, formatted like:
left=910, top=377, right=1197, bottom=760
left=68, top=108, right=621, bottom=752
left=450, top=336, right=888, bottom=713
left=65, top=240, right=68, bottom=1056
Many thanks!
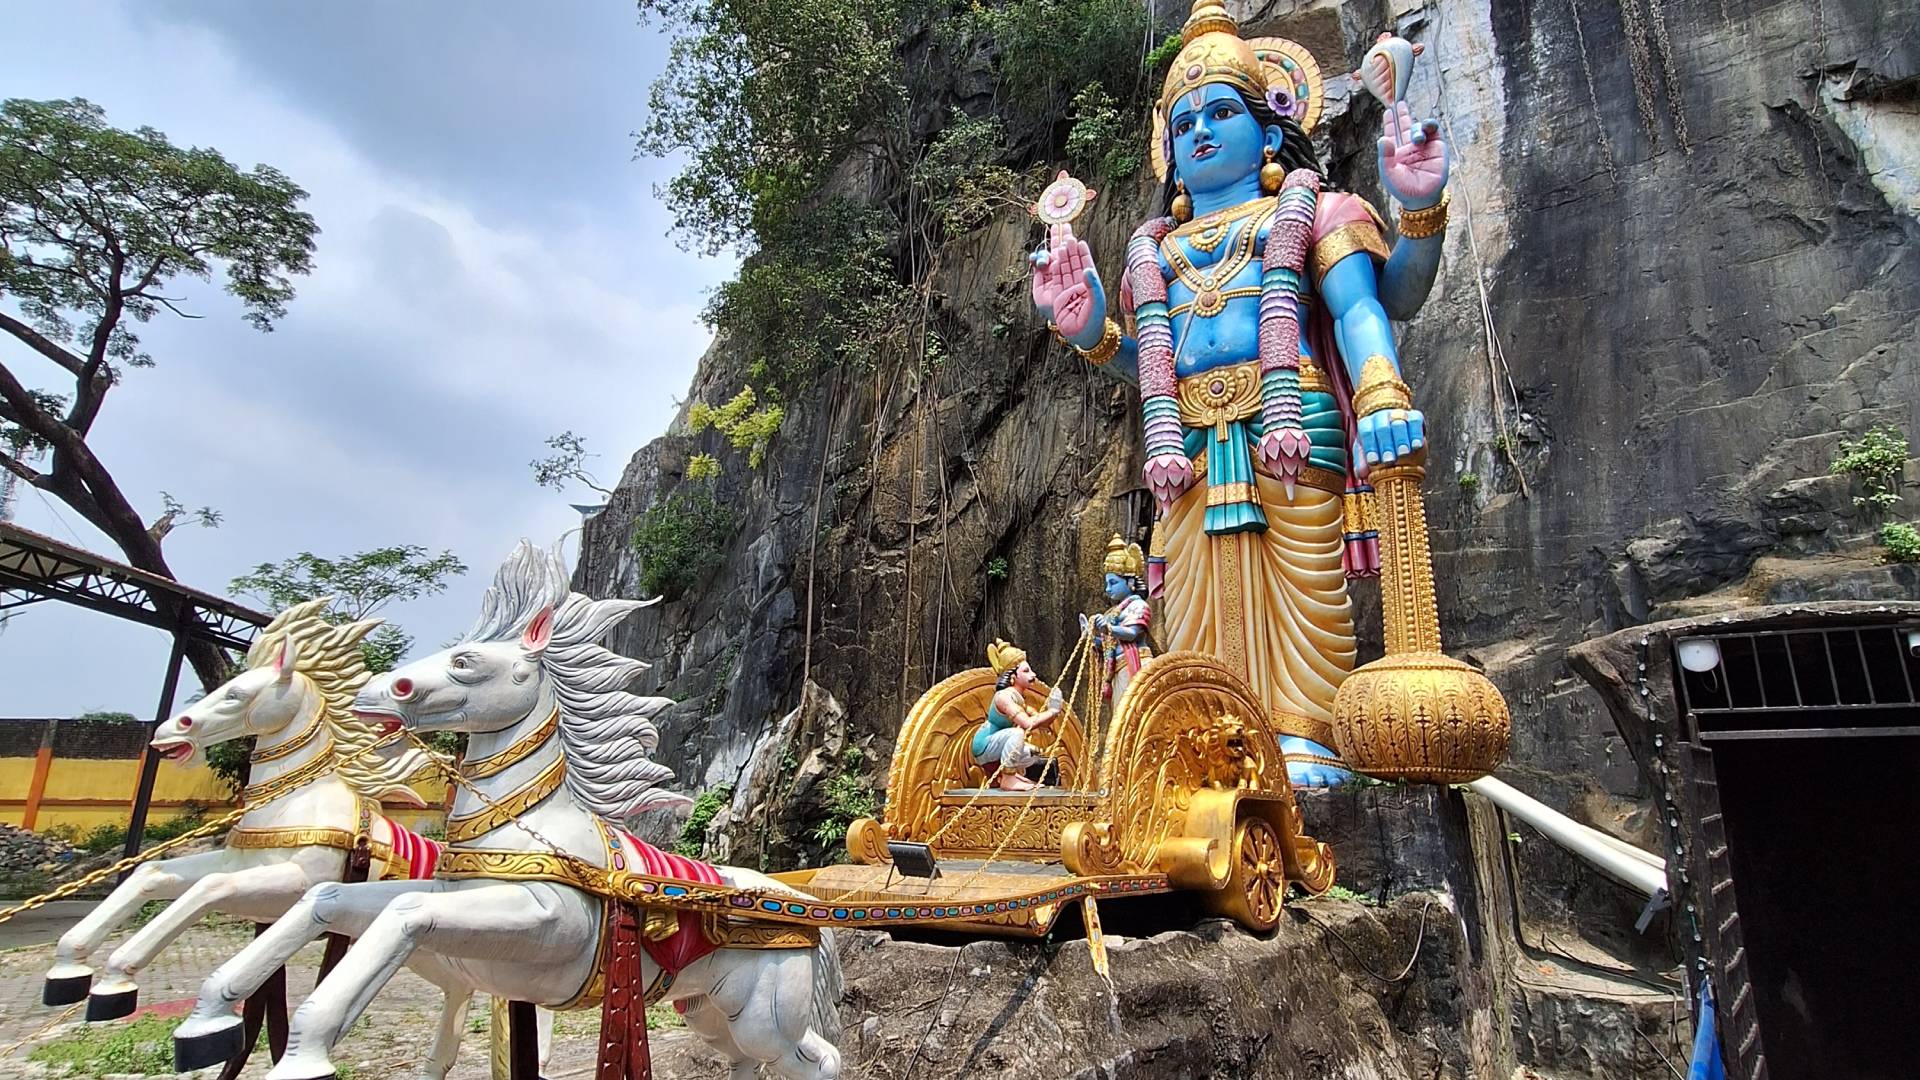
left=1281, top=736, right=1355, bottom=789
left=1357, top=407, right=1427, bottom=466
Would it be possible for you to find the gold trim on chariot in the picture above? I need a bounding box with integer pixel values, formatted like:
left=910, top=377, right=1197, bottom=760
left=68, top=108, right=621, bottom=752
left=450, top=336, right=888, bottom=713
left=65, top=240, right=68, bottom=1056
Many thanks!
left=444, top=755, right=567, bottom=843
left=240, top=751, right=334, bottom=806
left=460, top=707, right=560, bottom=779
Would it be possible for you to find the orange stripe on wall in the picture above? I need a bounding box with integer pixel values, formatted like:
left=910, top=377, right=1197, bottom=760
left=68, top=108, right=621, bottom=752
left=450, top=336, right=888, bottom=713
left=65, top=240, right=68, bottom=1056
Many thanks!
left=21, top=746, right=54, bottom=830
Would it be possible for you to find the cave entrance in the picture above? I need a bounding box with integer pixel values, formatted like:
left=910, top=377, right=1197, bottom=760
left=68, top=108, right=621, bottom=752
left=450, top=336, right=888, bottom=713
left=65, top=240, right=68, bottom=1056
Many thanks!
left=1675, top=622, right=1920, bottom=1080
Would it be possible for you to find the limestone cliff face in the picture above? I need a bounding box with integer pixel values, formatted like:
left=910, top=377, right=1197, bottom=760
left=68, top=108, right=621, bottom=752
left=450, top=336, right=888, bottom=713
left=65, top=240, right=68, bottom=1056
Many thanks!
left=578, top=0, right=1918, bottom=1029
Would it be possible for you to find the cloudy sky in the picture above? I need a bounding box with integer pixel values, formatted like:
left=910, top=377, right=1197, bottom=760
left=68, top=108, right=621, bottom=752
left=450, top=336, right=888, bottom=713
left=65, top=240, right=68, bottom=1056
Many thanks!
left=2, top=2, right=727, bottom=715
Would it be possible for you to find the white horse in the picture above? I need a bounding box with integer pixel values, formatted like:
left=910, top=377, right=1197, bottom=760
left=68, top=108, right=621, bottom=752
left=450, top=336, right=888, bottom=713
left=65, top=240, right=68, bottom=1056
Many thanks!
left=45, top=600, right=496, bottom=1080
left=174, top=542, right=843, bottom=1080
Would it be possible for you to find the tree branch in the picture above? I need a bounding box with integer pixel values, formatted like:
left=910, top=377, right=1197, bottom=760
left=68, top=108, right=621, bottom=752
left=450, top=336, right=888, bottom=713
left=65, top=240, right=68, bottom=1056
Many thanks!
left=0, top=311, right=89, bottom=379
left=0, top=445, right=42, bottom=485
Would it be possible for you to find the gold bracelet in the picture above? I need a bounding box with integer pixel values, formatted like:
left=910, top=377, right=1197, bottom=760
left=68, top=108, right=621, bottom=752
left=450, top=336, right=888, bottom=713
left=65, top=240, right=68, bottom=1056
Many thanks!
left=1351, top=355, right=1414, bottom=417
left=1396, top=190, right=1450, bottom=240
left=1054, top=318, right=1121, bottom=365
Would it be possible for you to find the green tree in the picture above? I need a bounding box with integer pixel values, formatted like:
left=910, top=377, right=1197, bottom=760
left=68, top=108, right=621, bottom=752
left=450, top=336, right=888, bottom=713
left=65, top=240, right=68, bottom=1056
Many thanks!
left=531, top=430, right=614, bottom=497
left=633, top=0, right=908, bottom=252
left=630, top=490, right=737, bottom=599
left=0, top=97, right=318, bottom=690
left=230, top=545, right=469, bottom=671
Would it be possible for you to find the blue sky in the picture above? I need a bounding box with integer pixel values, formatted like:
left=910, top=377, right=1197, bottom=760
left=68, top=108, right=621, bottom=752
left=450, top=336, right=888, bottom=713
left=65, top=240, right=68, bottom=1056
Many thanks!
left=1, top=1, right=728, bottom=715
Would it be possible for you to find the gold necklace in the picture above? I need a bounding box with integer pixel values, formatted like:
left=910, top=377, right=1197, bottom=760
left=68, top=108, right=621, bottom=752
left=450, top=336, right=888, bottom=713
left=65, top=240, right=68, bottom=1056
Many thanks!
left=247, top=707, right=324, bottom=765
left=1173, top=198, right=1271, bottom=253
left=241, top=749, right=333, bottom=805
left=1162, top=202, right=1272, bottom=318
left=444, top=754, right=567, bottom=843
left=461, top=708, right=559, bottom=780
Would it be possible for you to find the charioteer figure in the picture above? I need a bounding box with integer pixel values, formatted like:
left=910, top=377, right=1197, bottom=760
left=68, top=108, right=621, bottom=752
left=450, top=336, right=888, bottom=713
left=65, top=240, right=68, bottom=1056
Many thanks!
left=1084, top=534, right=1155, bottom=705
left=972, top=639, right=1064, bottom=791
left=1030, top=2, right=1454, bottom=788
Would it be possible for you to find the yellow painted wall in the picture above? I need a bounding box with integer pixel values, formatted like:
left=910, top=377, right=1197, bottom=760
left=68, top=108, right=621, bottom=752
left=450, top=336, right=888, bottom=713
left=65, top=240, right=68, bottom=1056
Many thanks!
left=0, top=753, right=449, bottom=835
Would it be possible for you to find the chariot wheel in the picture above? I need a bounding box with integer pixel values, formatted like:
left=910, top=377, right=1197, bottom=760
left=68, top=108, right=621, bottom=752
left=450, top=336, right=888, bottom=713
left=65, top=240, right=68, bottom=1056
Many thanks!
left=1223, top=815, right=1285, bottom=932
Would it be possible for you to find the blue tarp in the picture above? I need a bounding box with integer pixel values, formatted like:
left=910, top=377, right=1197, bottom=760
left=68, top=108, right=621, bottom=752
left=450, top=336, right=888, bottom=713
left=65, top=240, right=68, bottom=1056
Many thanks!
left=1689, top=977, right=1726, bottom=1080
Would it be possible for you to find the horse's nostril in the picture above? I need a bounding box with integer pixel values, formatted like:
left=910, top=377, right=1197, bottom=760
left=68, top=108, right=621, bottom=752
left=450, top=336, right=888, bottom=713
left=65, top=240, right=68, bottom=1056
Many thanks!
left=391, top=677, right=415, bottom=700
left=178, top=717, right=192, bottom=729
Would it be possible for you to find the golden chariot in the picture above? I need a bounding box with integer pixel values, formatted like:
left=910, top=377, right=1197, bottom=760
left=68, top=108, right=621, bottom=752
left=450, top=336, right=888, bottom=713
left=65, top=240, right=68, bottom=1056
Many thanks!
left=771, top=650, right=1337, bottom=935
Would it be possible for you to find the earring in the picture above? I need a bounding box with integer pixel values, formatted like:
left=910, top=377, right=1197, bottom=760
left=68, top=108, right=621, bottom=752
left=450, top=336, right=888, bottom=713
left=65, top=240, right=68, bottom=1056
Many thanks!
left=1260, top=146, right=1284, bottom=194
left=1171, top=179, right=1193, bottom=222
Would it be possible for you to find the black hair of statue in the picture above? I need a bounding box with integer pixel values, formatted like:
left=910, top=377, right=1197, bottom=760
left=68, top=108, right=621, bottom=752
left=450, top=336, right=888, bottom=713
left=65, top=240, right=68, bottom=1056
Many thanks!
left=996, top=668, right=1017, bottom=691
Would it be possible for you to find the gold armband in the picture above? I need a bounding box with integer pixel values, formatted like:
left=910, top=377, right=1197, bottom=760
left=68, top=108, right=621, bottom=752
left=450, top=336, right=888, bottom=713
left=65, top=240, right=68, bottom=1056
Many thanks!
left=1396, top=191, right=1449, bottom=240
left=1055, top=318, right=1122, bottom=365
left=1351, top=355, right=1414, bottom=417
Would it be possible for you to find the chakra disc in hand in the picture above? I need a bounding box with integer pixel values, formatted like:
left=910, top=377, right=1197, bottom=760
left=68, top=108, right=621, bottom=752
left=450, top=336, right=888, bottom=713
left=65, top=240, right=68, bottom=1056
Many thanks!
left=1032, top=170, right=1097, bottom=227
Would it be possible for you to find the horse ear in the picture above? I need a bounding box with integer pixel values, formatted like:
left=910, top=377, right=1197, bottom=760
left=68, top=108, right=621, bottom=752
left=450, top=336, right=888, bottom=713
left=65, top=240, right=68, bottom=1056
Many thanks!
left=521, top=606, right=555, bottom=654
left=275, top=635, right=302, bottom=680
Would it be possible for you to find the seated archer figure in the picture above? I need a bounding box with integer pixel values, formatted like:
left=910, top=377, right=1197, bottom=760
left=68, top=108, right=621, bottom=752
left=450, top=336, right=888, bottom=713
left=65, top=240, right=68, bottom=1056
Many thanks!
left=972, top=640, right=1063, bottom=791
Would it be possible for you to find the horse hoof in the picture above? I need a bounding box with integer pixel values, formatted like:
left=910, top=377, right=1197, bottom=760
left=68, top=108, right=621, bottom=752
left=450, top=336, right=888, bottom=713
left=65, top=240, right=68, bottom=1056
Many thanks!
left=174, top=1020, right=246, bottom=1072
left=43, top=972, right=90, bottom=1006
left=85, top=986, right=137, bottom=1022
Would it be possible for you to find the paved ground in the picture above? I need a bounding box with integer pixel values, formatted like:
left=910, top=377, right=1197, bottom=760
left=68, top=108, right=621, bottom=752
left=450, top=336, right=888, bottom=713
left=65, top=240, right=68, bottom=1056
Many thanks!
left=0, top=908, right=724, bottom=1079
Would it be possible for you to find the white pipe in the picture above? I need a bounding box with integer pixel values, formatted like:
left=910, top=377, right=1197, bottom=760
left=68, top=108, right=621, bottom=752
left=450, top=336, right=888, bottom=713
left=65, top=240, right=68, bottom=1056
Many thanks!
left=1467, top=776, right=1669, bottom=899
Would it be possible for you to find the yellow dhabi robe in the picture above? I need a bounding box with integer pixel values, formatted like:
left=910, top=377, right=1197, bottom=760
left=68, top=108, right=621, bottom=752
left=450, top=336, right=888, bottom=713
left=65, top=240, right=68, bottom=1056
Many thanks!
left=1158, top=472, right=1354, bottom=738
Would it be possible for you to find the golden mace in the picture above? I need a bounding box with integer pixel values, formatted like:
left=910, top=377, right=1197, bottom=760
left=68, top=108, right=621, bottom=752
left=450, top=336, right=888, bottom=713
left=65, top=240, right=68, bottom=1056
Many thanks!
left=1331, top=364, right=1512, bottom=783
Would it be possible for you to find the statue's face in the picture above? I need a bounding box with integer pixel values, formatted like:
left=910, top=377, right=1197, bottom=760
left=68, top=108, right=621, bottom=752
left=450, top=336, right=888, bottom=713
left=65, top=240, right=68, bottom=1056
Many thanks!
left=1104, top=572, right=1131, bottom=601
left=1013, top=661, right=1036, bottom=689
left=1168, top=83, right=1280, bottom=195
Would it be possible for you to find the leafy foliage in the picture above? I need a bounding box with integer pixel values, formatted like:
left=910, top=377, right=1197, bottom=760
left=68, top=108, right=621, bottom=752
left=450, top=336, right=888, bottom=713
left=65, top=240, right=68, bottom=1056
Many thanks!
left=959, top=0, right=1152, bottom=117
left=1065, top=84, right=1140, bottom=185
left=78, top=710, right=136, bottom=723
left=685, top=452, right=721, bottom=482
left=631, top=489, right=738, bottom=599
left=911, top=112, right=1020, bottom=236
left=0, top=97, right=316, bottom=353
left=231, top=545, right=468, bottom=673
left=1831, top=425, right=1909, bottom=513
left=633, top=0, right=908, bottom=252
left=1881, top=521, right=1920, bottom=564
left=809, top=746, right=877, bottom=858
left=689, top=386, right=787, bottom=468
left=675, top=784, right=734, bottom=857
left=985, top=556, right=1010, bottom=581
left=1143, top=33, right=1182, bottom=74
left=531, top=430, right=613, bottom=496
left=704, top=201, right=906, bottom=394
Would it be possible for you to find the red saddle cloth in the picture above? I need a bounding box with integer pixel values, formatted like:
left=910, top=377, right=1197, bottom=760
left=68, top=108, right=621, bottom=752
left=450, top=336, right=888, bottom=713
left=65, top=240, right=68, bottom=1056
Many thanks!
left=386, top=822, right=443, bottom=880
left=616, top=831, right=723, bottom=978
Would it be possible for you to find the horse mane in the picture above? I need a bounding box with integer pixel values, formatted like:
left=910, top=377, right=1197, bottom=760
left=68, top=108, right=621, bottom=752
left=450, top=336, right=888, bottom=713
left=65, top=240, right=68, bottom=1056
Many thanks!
left=247, top=599, right=437, bottom=805
left=465, top=541, right=682, bottom=819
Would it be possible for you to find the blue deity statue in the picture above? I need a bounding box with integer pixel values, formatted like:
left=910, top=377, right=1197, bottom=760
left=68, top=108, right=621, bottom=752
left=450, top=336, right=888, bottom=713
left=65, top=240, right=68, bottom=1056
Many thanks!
left=1029, top=9, right=1451, bottom=789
